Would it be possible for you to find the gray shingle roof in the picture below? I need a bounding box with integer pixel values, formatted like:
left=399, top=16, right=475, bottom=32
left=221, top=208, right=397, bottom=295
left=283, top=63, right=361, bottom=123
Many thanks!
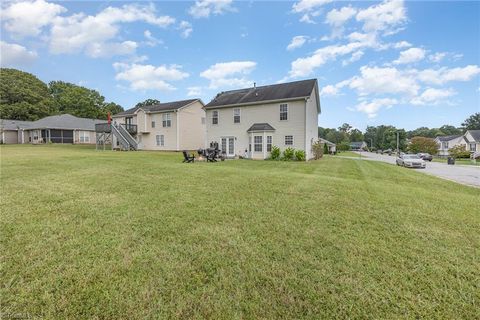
left=436, top=134, right=462, bottom=142
left=28, top=114, right=103, bottom=130
left=114, top=99, right=199, bottom=116
left=466, top=130, right=480, bottom=142
left=350, top=141, right=366, bottom=147
left=204, top=79, right=318, bottom=109
left=247, top=123, right=276, bottom=132
left=0, top=119, right=33, bottom=130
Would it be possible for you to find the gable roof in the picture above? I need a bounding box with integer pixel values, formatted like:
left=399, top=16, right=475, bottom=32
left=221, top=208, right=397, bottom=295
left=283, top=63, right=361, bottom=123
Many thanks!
left=350, top=141, right=366, bottom=147
left=319, top=138, right=335, bottom=146
left=435, top=134, right=462, bottom=142
left=28, top=114, right=104, bottom=130
left=466, top=130, right=480, bottom=142
left=114, top=99, right=199, bottom=117
left=247, top=123, right=276, bottom=132
left=204, top=79, right=319, bottom=111
left=0, top=119, right=33, bottom=130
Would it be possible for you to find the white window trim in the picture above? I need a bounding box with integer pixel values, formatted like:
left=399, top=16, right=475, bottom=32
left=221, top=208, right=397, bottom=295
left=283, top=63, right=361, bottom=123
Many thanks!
left=156, top=134, right=165, bottom=147
left=162, top=113, right=171, bottom=128
left=284, top=135, right=294, bottom=146
left=280, top=104, right=288, bottom=121
left=267, top=135, right=272, bottom=152
left=233, top=108, right=241, bottom=124
left=254, top=135, right=263, bottom=152
left=79, top=131, right=90, bottom=143
left=212, top=110, right=219, bottom=125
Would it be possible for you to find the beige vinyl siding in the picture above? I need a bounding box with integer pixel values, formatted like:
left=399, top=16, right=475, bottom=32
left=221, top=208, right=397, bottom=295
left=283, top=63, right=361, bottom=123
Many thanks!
left=73, top=130, right=96, bottom=144
left=139, top=112, right=178, bottom=150
left=206, top=99, right=306, bottom=159
left=305, top=86, right=320, bottom=160
left=178, top=100, right=206, bottom=150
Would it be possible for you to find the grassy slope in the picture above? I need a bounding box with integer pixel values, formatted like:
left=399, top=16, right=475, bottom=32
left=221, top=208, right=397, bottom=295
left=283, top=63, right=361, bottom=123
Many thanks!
left=1, top=145, right=479, bottom=319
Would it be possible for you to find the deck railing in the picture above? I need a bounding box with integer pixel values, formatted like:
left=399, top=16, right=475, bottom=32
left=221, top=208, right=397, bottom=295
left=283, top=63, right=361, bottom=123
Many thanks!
left=95, top=123, right=137, bottom=134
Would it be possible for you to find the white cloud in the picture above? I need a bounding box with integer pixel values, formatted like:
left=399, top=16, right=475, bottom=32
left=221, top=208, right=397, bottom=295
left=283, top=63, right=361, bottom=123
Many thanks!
left=411, top=88, right=456, bottom=105
left=1, top=0, right=66, bottom=38
left=179, top=21, right=193, bottom=38
left=86, top=41, right=138, bottom=58
left=113, top=62, right=189, bottom=91
left=49, top=3, right=175, bottom=57
left=356, top=0, right=407, bottom=35
left=394, top=41, right=411, bottom=49
left=189, top=0, right=235, bottom=18
left=187, top=86, right=202, bottom=96
left=417, top=65, right=480, bottom=85
left=292, top=0, right=333, bottom=24
left=144, top=30, right=162, bottom=47
left=348, top=66, right=419, bottom=97
left=325, top=6, right=357, bottom=27
left=393, top=47, right=426, bottom=64
left=287, top=36, right=308, bottom=51
left=200, top=61, right=256, bottom=89
left=428, top=52, right=447, bottom=63
left=0, top=41, right=37, bottom=67
left=355, top=98, right=398, bottom=118
left=342, top=50, right=364, bottom=66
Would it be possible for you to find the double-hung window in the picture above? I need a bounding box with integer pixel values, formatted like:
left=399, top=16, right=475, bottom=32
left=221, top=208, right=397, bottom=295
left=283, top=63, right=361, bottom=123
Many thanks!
left=442, top=141, right=448, bottom=149
left=151, top=121, right=156, bottom=128
left=280, top=104, right=288, bottom=121
left=285, top=135, right=294, bottom=146
left=254, top=136, right=263, bottom=152
left=212, top=110, right=219, bottom=125
left=156, top=134, right=165, bottom=146
left=267, top=136, right=272, bottom=152
left=162, top=113, right=171, bottom=127
left=470, top=143, right=477, bottom=152
left=233, top=108, right=240, bottom=124
left=79, top=131, right=90, bottom=143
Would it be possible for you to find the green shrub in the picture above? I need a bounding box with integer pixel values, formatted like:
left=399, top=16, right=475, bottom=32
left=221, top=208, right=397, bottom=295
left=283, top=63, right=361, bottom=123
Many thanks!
left=448, top=145, right=470, bottom=159
left=295, top=149, right=306, bottom=161
left=283, top=147, right=295, bottom=161
left=270, top=145, right=281, bottom=160
left=337, top=142, right=351, bottom=151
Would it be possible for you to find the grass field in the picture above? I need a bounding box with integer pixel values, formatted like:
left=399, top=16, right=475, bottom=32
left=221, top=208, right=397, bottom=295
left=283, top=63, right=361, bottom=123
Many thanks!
left=334, top=151, right=363, bottom=158
left=432, top=157, right=479, bottom=166
left=1, top=145, right=479, bottom=319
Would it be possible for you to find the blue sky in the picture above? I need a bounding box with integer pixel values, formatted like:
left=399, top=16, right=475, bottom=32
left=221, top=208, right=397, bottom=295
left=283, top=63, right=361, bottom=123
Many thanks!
left=1, top=0, right=479, bottom=130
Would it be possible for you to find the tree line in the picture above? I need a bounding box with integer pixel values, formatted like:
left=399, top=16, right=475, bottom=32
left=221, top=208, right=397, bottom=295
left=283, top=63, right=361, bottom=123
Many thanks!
left=0, top=68, right=124, bottom=121
left=319, top=113, right=480, bottom=152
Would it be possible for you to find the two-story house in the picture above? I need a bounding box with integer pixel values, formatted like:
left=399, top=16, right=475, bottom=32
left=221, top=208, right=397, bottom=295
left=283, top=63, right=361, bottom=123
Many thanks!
left=203, top=79, right=320, bottom=160
left=434, top=134, right=464, bottom=157
left=112, top=99, right=205, bottom=151
left=458, top=130, right=480, bottom=154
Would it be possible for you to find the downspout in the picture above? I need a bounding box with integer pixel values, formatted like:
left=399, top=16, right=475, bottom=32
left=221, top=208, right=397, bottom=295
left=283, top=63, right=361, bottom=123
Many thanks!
left=304, top=97, right=308, bottom=161
left=176, top=110, right=179, bottom=151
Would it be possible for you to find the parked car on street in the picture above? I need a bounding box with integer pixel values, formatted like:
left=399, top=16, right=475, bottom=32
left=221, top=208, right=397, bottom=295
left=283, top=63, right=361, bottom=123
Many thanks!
left=384, top=148, right=393, bottom=155
left=396, top=154, right=426, bottom=168
left=417, top=153, right=433, bottom=161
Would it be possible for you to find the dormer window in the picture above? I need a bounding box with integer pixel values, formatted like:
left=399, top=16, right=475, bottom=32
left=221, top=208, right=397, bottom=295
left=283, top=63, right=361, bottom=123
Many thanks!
left=280, top=104, right=288, bottom=121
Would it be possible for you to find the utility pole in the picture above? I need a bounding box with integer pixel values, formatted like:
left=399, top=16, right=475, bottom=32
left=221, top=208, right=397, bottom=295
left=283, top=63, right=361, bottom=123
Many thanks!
left=396, top=131, right=399, bottom=155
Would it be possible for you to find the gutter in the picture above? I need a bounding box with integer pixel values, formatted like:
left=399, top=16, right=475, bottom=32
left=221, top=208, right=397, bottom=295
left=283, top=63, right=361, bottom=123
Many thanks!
left=203, top=96, right=309, bottom=110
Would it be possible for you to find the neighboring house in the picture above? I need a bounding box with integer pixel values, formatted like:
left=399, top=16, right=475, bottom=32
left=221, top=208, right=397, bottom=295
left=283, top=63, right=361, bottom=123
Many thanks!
left=0, top=114, right=103, bottom=144
left=203, top=79, right=320, bottom=160
left=458, top=129, right=480, bottom=154
left=319, top=138, right=336, bottom=153
left=350, top=141, right=367, bottom=151
left=0, top=119, right=32, bottom=144
left=434, top=134, right=463, bottom=157
left=111, top=99, right=205, bottom=151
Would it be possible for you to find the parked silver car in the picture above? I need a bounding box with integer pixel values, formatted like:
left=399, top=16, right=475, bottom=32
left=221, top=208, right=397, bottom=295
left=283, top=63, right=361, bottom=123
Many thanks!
left=396, top=154, right=426, bottom=168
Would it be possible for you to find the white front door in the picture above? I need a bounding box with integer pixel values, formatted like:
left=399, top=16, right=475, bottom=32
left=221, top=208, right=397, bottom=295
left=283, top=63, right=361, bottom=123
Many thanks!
left=221, top=137, right=235, bottom=157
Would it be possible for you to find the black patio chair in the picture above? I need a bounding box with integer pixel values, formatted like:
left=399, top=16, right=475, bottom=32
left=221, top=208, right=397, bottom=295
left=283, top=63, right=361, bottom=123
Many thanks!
left=182, top=151, right=195, bottom=163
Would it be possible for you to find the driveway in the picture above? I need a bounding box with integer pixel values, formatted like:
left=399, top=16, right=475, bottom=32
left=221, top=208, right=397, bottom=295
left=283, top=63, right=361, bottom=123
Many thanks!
left=354, top=152, right=480, bottom=188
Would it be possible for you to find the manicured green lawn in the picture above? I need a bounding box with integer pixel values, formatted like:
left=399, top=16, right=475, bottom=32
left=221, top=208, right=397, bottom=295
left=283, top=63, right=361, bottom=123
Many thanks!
left=432, top=157, right=479, bottom=166
left=1, top=145, right=479, bottom=319
left=335, top=151, right=363, bottom=157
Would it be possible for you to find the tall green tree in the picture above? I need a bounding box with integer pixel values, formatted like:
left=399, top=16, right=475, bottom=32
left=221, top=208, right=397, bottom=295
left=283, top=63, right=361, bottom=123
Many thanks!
left=135, top=99, right=160, bottom=109
left=49, top=81, right=123, bottom=119
left=438, top=125, right=462, bottom=136
left=349, top=129, right=364, bottom=142
left=462, top=113, right=480, bottom=130
left=0, top=68, right=56, bottom=120
left=408, top=137, right=438, bottom=154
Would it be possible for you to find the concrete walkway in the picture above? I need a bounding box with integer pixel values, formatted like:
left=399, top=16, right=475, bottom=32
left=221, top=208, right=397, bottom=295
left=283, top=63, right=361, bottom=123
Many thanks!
left=348, top=152, right=480, bottom=188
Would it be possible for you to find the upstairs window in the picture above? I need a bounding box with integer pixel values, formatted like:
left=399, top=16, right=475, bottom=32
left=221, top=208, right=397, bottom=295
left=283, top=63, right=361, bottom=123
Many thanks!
left=442, top=141, right=448, bottom=149
left=162, top=113, right=171, bottom=127
left=233, top=108, right=241, bottom=124
left=280, top=104, right=288, bottom=121
left=212, top=110, right=219, bottom=125
left=151, top=121, right=156, bottom=128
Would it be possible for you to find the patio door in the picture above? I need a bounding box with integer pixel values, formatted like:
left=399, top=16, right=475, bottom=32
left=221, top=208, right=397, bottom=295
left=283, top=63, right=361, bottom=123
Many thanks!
left=221, top=137, right=235, bottom=157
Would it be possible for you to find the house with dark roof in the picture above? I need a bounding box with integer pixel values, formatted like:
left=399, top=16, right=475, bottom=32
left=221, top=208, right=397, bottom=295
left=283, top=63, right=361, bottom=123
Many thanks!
left=350, top=141, right=367, bottom=151
left=458, top=130, right=480, bottom=155
left=111, top=99, right=205, bottom=151
left=1, top=114, right=103, bottom=144
left=434, top=134, right=464, bottom=157
left=203, top=79, right=320, bottom=160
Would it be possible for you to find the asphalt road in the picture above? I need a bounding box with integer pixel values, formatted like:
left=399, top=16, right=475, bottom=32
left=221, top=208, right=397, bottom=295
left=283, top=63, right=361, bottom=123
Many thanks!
left=355, top=152, right=480, bottom=188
